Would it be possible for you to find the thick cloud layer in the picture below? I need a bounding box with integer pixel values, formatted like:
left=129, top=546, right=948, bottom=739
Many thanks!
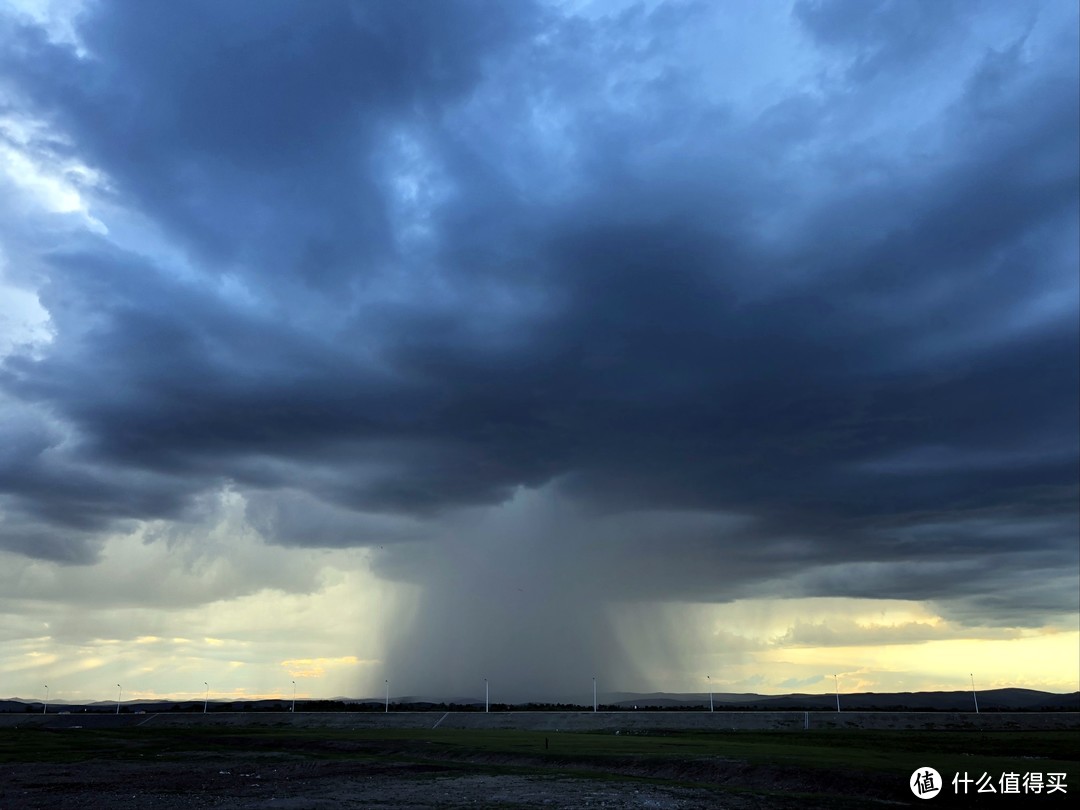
left=0, top=0, right=1076, bottom=696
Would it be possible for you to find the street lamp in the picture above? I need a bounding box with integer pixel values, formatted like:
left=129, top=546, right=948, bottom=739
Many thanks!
left=707, top=675, right=713, bottom=712
left=833, top=675, right=840, bottom=712
left=43, top=684, right=48, bottom=715
left=385, top=679, right=389, bottom=713
left=116, top=684, right=122, bottom=715
left=592, top=676, right=597, bottom=713
left=203, top=682, right=209, bottom=714
left=291, top=680, right=296, bottom=713
left=970, top=673, right=979, bottom=714
left=484, top=678, right=489, bottom=713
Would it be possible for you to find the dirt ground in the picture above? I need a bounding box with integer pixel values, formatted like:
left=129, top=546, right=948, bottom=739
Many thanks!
left=2, top=756, right=820, bottom=809
left=0, top=727, right=894, bottom=810
left=4, top=713, right=1074, bottom=807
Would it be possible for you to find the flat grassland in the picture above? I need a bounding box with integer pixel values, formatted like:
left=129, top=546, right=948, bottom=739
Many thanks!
left=1, top=714, right=1075, bottom=808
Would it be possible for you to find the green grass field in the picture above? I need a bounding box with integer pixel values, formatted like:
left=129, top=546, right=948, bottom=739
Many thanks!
left=3, top=725, right=1075, bottom=762
left=2, top=725, right=1075, bottom=807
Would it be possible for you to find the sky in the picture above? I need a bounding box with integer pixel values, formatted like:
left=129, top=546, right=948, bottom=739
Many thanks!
left=0, top=0, right=1077, bottom=705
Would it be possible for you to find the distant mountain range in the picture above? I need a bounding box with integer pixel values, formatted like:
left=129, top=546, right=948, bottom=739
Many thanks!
left=3, top=688, right=1076, bottom=713
left=605, top=688, right=1080, bottom=712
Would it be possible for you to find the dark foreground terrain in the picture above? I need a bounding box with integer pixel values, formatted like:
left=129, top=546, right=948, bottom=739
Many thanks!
left=1, top=715, right=1075, bottom=808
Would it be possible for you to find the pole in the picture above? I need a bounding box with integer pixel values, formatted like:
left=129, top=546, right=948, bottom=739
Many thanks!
left=970, top=673, right=979, bottom=714
left=291, top=681, right=296, bottom=713
left=834, top=675, right=840, bottom=712
left=385, top=679, right=389, bottom=713
left=485, top=678, right=489, bottom=713
left=592, top=676, right=597, bottom=713
left=116, top=684, right=122, bottom=715
left=43, top=684, right=48, bottom=715
left=203, top=682, right=208, bottom=714
left=707, top=675, right=713, bottom=712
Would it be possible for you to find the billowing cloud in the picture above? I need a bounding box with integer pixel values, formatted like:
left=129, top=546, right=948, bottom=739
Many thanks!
left=0, top=0, right=1075, bottom=700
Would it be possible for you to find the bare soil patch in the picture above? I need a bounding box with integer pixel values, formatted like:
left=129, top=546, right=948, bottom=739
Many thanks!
left=2, top=757, right=789, bottom=809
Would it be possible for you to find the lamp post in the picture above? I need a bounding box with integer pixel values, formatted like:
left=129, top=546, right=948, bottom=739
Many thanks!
left=833, top=675, right=840, bottom=712
left=203, top=682, right=209, bottom=714
left=484, top=678, right=489, bottom=713
left=291, top=680, right=296, bottom=713
left=116, top=684, right=122, bottom=715
left=385, top=679, right=389, bottom=713
left=970, top=673, right=979, bottom=714
left=43, top=684, right=48, bottom=715
left=592, top=676, right=597, bottom=713
left=707, top=675, right=713, bottom=712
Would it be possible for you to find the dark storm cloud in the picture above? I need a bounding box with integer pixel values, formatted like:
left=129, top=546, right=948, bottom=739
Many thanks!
left=0, top=0, right=1076, bottom=640
left=793, top=0, right=968, bottom=79
left=0, top=0, right=541, bottom=331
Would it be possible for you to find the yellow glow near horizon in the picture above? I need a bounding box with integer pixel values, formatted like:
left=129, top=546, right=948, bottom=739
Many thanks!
left=280, top=656, right=372, bottom=679
left=615, top=597, right=1080, bottom=696
left=770, top=631, right=1080, bottom=691
left=6, top=535, right=1076, bottom=701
